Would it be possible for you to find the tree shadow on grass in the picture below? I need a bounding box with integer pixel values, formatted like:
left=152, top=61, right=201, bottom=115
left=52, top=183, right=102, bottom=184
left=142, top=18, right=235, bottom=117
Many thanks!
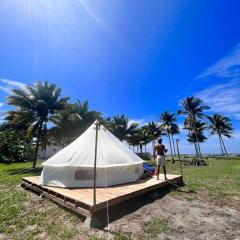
left=5, top=167, right=42, bottom=176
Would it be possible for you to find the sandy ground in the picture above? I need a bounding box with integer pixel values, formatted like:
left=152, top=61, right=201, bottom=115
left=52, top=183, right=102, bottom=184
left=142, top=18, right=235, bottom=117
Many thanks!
left=113, top=197, right=239, bottom=239
left=1, top=188, right=239, bottom=240
left=87, top=189, right=240, bottom=240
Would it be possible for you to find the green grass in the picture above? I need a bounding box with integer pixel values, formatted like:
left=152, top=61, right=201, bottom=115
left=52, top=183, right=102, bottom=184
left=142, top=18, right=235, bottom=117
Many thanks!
left=143, top=218, right=172, bottom=238
left=159, top=157, right=240, bottom=202
left=0, top=162, right=82, bottom=240
left=0, top=158, right=239, bottom=239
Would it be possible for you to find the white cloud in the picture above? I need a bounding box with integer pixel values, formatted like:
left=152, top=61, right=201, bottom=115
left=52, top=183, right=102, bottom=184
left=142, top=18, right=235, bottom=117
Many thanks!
left=128, top=115, right=158, bottom=127
left=0, top=102, right=4, bottom=107
left=1, top=79, right=26, bottom=89
left=195, top=80, right=240, bottom=119
left=232, top=130, right=240, bottom=140
left=128, top=118, right=148, bottom=127
left=0, top=79, right=26, bottom=94
left=0, top=85, right=12, bottom=94
left=197, top=42, right=240, bottom=79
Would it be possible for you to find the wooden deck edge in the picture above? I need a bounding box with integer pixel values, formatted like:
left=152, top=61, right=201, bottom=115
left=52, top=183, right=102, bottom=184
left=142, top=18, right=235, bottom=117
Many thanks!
left=92, top=175, right=183, bottom=211
left=21, top=175, right=183, bottom=215
left=21, top=179, right=91, bottom=217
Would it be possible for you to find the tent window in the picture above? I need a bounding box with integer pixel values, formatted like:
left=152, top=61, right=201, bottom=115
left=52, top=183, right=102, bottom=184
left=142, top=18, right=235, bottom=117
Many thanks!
left=74, top=168, right=95, bottom=180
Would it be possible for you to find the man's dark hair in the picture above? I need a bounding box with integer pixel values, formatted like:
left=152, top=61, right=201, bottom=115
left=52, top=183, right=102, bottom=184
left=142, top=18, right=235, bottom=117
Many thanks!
left=158, top=138, right=162, bottom=144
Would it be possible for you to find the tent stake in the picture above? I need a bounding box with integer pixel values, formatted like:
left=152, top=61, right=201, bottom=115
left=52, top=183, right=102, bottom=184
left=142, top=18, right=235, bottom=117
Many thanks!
left=93, top=121, right=99, bottom=207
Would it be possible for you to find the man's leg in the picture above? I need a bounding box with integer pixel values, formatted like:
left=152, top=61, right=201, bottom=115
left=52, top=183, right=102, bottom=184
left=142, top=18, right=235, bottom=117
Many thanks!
left=163, top=166, right=167, bottom=180
left=157, top=166, right=160, bottom=180
left=155, top=166, right=160, bottom=179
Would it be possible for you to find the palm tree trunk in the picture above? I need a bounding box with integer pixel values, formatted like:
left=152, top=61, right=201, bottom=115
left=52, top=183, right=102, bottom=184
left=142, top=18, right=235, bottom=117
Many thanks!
left=220, top=134, right=228, bottom=157
left=33, top=121, right=43, bottom=168
left=197, top=141, right=202, bottom=159
left=194, top=142, right=199, bottom=157
left=171, top=134, right=176, bottom=156
left=140, top=144, right=143, bottom=158
left=218, top=134, right=224, bottom=155
left=168, top=134, right=174, bottom=163
left=189, top=129, right=199, bottom=158
left=198, top=142, right=202, bottom=159
left=193, top=127, right=201, bottom=161
left=43, top=121, right=47, bottom=160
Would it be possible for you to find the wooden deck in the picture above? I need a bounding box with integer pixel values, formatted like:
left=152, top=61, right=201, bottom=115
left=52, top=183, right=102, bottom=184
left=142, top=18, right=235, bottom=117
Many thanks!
left=21, top=174, right=182, bottom=227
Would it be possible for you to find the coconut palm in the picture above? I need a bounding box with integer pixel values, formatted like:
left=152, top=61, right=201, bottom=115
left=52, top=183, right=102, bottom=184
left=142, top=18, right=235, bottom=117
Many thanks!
left=126, top=131, right=139, bottom=151
left=178, top=96, right=210, bottom=160
left=134, top=126, right=152, bottom=158
left=208, top=114, right=233, bottom=156
left=159, top=111, right=178, bottom=163
left=169, top=123, right=180, bottom=157
left=107, top=115, right=139, bottom=141
left=49, top=108, right=76, bottom=147
left=72, top=100, right=102, bottom=132
left=184, top=117, right=199, bottom=157
left=5, top=110, right=36, bottom=132
left=7, top=81, right=68, bottom=168
left=145, top=121, right=163, bottom=155
left=50, top=100, right=102, bottom=146
left=186, top=121, right=207, bottom=158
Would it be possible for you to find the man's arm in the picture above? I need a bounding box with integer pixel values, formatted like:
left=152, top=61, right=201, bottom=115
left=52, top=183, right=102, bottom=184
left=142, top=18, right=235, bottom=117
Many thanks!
left=164, top=145, right=168, bottom=153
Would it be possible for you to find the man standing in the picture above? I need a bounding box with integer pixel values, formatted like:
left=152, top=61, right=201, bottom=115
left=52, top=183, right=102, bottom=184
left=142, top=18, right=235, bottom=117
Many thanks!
left=154, top=138, right=168, bottom=180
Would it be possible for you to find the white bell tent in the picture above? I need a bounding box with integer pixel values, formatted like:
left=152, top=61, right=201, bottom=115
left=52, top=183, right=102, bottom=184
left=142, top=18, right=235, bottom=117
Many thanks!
left=40, top=121, right=144, bottom=188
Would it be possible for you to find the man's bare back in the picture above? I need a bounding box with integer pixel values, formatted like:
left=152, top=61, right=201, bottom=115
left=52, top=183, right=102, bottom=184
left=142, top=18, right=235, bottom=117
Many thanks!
left=155, top=144, right=166, bottom=156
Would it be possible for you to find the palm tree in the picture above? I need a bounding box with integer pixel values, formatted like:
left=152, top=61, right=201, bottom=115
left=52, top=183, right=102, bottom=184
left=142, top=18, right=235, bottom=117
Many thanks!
left=126, top=131, right=139, bottom=151
left=169, top=123, right=180, bottom=157
left=107, top=115, right=138, bottom=141
left=5, top=110, right=36, bottom=132
left=187, top=121, right=207, bottom=158
left=134, top=126, right=152, bottom=158
left=159, top=111, right=178, bottom=163
left=72, top=100, right=102, bottom=132
left=7, top=81, right=68, bottom=168
left=178, top=96, right=210, bottom=160
left=208, top=114, right=233, bottom=156
left=145, top=121, right=163, bottom=155
left=49, top=108, right=76, bottom=147
left=50, top=100, right=102, bottom=146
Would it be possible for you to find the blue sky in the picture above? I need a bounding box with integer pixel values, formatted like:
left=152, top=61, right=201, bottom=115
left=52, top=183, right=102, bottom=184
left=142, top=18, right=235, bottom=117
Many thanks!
left=0, top=0, right=240, bottom=153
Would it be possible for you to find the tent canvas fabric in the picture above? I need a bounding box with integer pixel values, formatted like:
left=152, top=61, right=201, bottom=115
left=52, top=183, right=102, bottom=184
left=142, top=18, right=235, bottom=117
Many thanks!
left=40, top=122, right=144, bottom=188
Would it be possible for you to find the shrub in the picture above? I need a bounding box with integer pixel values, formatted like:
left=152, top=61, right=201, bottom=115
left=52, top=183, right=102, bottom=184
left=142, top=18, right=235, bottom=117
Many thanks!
left=0, top=128, right=33, bottom=163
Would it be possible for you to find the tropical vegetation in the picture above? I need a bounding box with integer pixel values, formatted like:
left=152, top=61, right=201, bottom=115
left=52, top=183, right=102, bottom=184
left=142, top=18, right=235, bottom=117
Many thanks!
left=0, top=81, right=235, bottom=167
left=208, top=114, right=234, bottom=156
left=159, top=111, right=179, bottom=163
left=0, top=124, right=33, bottom=163
left=178, top=97, right=210, bottom=162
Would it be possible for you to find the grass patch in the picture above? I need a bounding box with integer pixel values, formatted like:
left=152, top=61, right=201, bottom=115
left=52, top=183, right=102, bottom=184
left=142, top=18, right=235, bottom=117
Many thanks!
left=0, top=158, right=239, bottom=239
left=143, top=218, right=172, bottom=238
left=112, top=230, right=133, bottom=240
left=0, top=161, right=82, bottom=239
left=149, top=157, right=240, bottom=203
